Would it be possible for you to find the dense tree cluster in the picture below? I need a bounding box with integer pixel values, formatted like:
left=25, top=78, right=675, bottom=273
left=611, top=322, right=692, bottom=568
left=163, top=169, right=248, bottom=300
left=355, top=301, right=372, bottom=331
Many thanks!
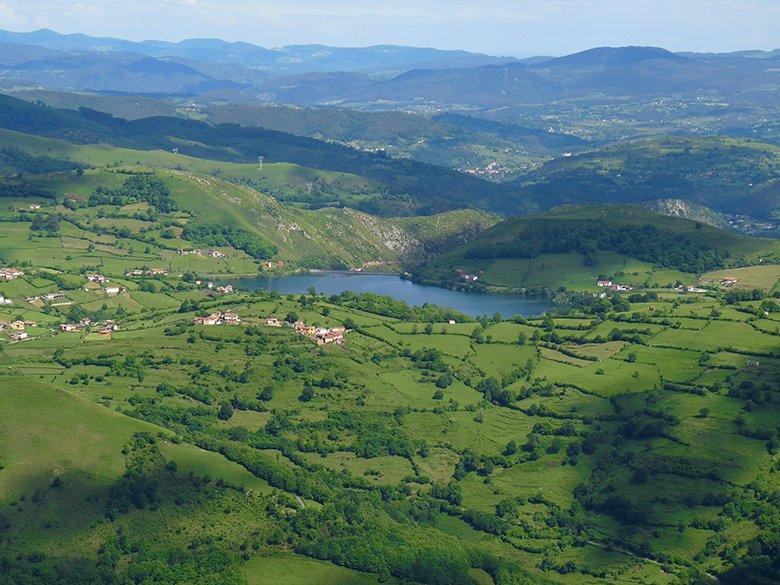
left=0, top=146, right=83, bottom=175
left=89, top=174, right=178, bottom=212
left=182, top=222, right=277, bottom=260
left=465, top=220, right=729, bottom=273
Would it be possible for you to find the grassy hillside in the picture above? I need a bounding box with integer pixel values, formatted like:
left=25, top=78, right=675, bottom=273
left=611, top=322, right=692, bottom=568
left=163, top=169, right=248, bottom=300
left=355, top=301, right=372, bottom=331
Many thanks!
left=512, top=137, right=780, bottom=219
left=0, top=128, right=496, bottom=271
left=0, top=256, right=777, bottom=583
left=414, top=205, right=780, bottom=292
left=0, top=93, right=527, bottom=215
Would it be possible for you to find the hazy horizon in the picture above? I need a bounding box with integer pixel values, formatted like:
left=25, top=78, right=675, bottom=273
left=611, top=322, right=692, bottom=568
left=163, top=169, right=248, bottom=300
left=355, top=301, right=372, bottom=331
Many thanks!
left=0, top=0, right=777, bottom=57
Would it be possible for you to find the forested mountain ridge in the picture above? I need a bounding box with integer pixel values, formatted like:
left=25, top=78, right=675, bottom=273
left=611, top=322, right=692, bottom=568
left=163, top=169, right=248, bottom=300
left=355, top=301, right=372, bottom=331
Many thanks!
left=0, top=93, right=528, bottom=216
left=510, top=137, right=780, bottom=220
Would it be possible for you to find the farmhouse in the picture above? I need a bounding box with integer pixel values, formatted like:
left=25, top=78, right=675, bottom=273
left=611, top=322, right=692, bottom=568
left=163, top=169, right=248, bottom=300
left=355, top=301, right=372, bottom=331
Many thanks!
left=42, top=292, right=64, bottom=302
left=265, top=318, right=283, bottom=327
left=293, top=321, right=346, bottom=345
left=720, top=277, right=739, bottom=286
left=87, top=274, right=108, bottom=283
left=104, top=287, right=123, bottom=295
left=28, top=204, right=41, bottom=210
left=222, top=311, right=241, bottom=325
left=9, top=332, right=28, bottom=342
left=597, top=280, right=613, bottom=287
left=147, top=268, right=167, bottom=276
left=192, top=311, right=241, bottom=326
left=0, top=295, right=11, bottom=306
left=0, top=268, right=24, bottom=280
left=59, top=323, right=79, bottom=332
left=208, top=249, right=226, bottom=258
left=216, top=284, right=234, bottom=294
left=126, top=270, right=144, bottom=277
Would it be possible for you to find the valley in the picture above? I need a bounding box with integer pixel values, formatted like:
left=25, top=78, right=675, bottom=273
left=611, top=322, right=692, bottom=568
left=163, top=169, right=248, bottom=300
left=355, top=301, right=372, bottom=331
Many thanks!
left=0, top=19, right=778, bottom=585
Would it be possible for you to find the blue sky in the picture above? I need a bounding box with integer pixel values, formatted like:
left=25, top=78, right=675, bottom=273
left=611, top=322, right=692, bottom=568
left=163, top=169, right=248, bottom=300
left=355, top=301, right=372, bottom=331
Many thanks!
left=0, top=0, right=777, bottom=55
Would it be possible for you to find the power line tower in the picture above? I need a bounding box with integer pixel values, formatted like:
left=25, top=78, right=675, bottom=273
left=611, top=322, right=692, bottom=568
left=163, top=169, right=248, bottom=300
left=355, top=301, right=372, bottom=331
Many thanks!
left=172, top=147, right=179, bottom=154
left=257, top=155, right=264, bottom=171
left=306, top=182, right=314, bottom=195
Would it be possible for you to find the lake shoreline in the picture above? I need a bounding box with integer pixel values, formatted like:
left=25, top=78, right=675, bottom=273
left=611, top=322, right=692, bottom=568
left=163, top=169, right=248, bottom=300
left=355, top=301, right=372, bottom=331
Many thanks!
left=224, top=272, right=558, bottom=318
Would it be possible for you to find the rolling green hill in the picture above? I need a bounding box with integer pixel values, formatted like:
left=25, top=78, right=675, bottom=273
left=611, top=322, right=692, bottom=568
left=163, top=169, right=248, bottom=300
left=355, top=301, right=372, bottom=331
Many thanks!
left=0, top=93, right=527, bottom=216
left=0, top=128, right=497, bottom=272
left=512, top=137, right=780, bottom=220
left=413, top=205, right=780, bottom=292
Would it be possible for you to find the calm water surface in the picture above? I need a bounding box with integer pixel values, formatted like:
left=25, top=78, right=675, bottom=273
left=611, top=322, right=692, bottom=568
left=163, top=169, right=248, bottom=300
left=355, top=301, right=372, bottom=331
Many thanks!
left=229, top=272, right=556, bottom=317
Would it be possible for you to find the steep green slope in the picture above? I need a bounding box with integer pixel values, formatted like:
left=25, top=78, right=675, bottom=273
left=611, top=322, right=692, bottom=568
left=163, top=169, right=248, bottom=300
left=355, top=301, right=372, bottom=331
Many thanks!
left=413, top=205, right=780, bottom=292
left=0, top=129, right=497, bottom=270
left=512, top=137, right=780, bottom=219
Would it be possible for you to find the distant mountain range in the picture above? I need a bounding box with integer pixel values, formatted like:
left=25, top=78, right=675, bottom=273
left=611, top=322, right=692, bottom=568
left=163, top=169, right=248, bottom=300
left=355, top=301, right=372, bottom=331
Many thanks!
left=0, top=29, right=517, bottom=76
left=0, top=29, right=776, bottom=107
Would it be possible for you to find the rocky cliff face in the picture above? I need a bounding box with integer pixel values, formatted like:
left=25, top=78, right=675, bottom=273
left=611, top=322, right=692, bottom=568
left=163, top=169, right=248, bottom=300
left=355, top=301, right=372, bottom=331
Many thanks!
left=642, top=199, right=730, bottom=229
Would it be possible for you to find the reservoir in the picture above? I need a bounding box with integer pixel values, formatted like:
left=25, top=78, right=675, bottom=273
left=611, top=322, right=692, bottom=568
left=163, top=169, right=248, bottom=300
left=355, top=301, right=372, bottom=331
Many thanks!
left=229, top=272, right=557, bottom=317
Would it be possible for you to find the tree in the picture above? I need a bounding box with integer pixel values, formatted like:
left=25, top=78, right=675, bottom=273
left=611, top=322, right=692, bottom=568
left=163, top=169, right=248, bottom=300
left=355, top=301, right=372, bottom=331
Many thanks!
left=258, top=386, right=274, bottom=401
left=217, top=403, right=234, bottom=421
left=504, top=440, right=518, bottom=456
left=299, top=385, right=315, bottom=402
left=285, top=311, right=299, bottom=323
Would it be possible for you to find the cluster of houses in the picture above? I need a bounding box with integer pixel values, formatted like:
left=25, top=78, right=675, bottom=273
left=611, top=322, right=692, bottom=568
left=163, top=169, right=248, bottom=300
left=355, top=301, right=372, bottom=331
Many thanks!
left=192, top=311, right=241, bottom=326
left=0, top=295, right=12, bottom=306
left=675, top=285, right=708, bottom=294
left=1, top=319, right=38, bottom=342
left=596, top=280, right=633, bottom=292
left=462, top=161, right=510, bottom=180
left=292, top=320, right=346, bottom=345
left=126, top=268, right=167, bottom=277
left=177, top=249, right=226, bottom=259
left=0, top=267, right=24, bottom=281
left=26, top=291, right=65, bottom=304
left=264, top=317, right=346, bottom=345
left=59, top=319, right=118, bottom=337
left=214, top=284, right=234, bottom=294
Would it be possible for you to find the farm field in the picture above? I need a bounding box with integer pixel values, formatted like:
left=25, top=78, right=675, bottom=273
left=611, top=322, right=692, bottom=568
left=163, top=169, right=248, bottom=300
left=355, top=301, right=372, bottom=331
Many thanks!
left=1, top=264, right=777, bottom=584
